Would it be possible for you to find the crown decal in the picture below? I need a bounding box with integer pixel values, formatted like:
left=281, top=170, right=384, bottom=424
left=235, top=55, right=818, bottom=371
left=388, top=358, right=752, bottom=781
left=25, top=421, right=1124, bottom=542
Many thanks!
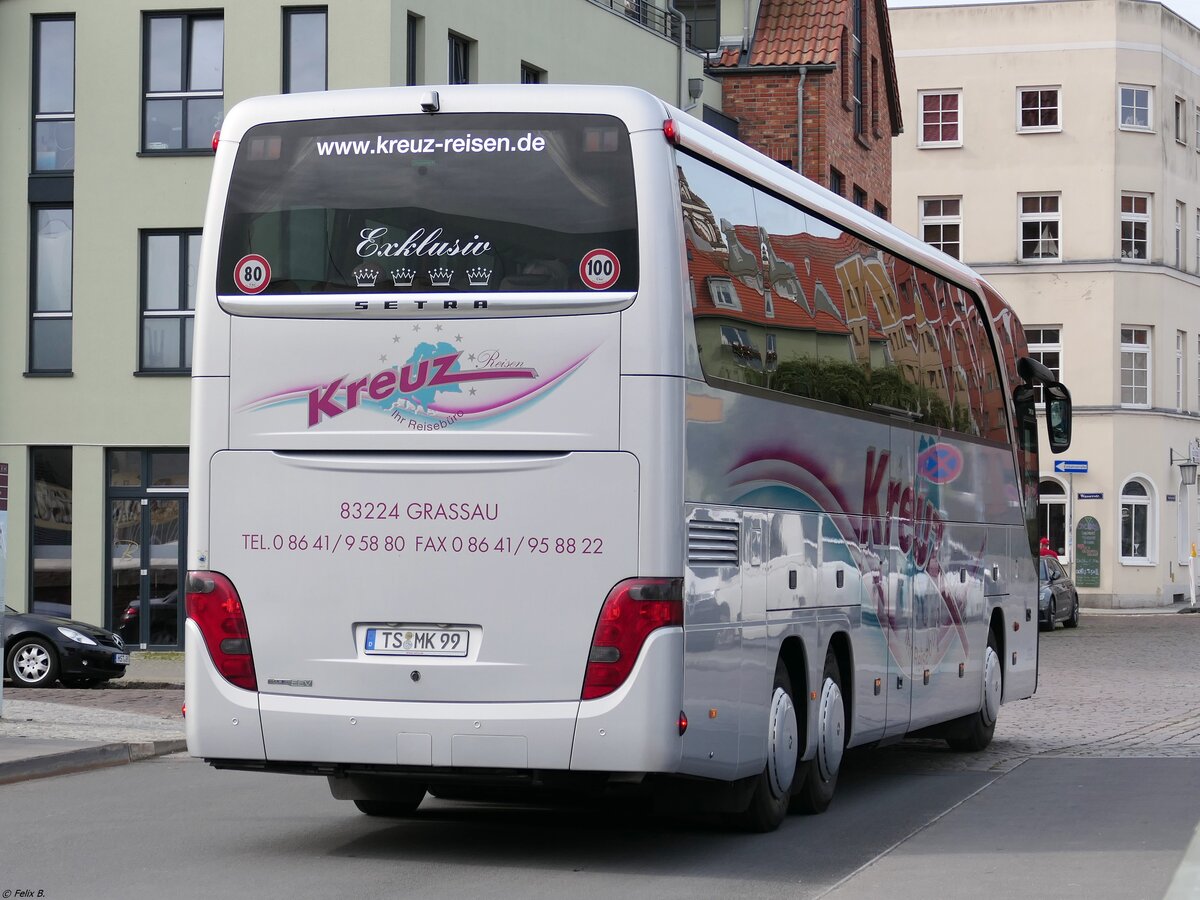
left=390, top=267, right=416, bottom=288
left=353, top=265, right=379, bottom=288
left=466, top=267, right=492, bottom=287
left=428, top=266, right=454, bottom=287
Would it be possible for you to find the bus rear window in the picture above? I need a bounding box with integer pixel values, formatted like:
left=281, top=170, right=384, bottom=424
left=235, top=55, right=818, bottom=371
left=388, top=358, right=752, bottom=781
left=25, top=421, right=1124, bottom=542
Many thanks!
left=217, top=113, right=639, bottom=296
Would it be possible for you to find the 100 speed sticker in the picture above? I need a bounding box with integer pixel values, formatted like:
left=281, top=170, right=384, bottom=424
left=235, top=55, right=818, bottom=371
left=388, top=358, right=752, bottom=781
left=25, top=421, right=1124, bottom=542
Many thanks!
left=579, top=248, right=620, bottom=290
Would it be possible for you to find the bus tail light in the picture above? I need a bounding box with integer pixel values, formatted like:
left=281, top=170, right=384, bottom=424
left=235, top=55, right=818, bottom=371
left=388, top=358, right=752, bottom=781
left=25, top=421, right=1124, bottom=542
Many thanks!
left=581, top=577, right=682, bottom=700
left=186, top=571, right=258, bottom=691
left=663, top=118, right=680, bottom=145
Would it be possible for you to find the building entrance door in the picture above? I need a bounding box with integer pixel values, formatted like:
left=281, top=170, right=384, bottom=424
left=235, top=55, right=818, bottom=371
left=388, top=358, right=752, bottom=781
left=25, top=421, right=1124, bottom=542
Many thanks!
left=107, top=450, right=188, bottom=648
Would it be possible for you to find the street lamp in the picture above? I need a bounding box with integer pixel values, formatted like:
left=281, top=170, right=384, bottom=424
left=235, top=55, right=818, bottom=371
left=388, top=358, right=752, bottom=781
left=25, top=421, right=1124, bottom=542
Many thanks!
left=1170, top=447, right=1199, bottom=486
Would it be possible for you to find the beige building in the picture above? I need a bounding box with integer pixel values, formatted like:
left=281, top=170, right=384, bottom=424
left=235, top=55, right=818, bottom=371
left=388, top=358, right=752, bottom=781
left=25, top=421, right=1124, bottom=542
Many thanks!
left=891, top=0, right=1200, bottom=607
left=0, top=0, right=735, bottom=645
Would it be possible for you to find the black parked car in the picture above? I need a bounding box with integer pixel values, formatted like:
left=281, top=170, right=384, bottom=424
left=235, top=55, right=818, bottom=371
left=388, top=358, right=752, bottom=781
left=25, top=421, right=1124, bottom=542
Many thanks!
left=3, top=605, right=129, bottom=688
left=118, top=590, right=180, bottom=645
left=1039, top=557, right=1080, bottom=631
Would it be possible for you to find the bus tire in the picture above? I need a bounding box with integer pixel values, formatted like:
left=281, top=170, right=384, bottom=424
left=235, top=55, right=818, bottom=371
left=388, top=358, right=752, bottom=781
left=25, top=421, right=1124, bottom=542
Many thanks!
left=352, top=785, right=427, bottom=817
left=790, top=650, right=845, bottom=815
left=736, top=660, right=799, bottom=833
left=946, top=629, right=1001, bottom=752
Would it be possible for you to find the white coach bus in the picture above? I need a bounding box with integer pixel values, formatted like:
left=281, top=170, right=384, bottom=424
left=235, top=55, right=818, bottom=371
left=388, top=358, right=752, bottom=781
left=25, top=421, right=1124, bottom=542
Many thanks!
left=186, top=84, right=1071, bottom=832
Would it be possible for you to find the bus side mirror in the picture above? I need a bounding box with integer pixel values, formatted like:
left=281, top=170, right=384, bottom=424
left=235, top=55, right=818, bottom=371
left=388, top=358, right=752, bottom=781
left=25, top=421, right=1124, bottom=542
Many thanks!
left=1044, top=381, right=1072, bottom=453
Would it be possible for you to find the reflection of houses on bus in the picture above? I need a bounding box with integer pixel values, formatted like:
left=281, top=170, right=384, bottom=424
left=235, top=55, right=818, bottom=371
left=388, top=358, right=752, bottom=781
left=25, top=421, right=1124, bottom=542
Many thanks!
left=681, top=161, right=1011, bottom=443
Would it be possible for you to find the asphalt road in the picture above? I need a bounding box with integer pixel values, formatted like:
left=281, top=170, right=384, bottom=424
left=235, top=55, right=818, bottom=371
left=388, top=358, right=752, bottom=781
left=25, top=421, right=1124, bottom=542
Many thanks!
left=2, top=613, right=1198, bottom=900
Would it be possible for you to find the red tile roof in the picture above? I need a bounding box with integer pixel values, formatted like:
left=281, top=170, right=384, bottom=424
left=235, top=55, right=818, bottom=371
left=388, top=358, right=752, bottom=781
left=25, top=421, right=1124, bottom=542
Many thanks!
left=750, top=0, right=846, bottom=66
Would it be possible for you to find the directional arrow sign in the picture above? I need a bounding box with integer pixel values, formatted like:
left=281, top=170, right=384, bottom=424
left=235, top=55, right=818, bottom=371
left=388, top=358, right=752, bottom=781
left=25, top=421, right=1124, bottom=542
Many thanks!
left=1054, top=459, right=1088, bottom=474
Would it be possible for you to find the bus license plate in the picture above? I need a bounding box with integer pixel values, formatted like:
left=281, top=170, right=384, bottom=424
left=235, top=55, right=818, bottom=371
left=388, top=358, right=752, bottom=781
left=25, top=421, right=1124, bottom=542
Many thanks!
left=364, top=627, right=469, bottom=657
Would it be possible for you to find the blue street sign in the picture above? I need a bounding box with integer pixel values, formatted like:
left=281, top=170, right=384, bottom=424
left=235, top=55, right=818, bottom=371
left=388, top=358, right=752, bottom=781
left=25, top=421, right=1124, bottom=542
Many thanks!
left=1054, top=459, right=1088, bottom=473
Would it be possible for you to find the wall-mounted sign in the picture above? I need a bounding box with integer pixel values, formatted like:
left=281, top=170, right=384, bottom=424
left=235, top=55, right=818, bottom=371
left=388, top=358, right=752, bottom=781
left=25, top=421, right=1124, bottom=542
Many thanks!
left=1054, top=459, right=1089, bottom=474
left=1167, top=494, right=1177, bottom=502
left=1077, top=492, right=1103, bottom=500
left=1075, top=515, right=1101, bottom=588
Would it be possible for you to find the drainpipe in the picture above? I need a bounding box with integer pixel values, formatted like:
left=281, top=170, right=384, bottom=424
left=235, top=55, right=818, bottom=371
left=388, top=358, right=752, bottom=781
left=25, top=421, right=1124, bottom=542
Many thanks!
left=667, top=1, right=687, bottom=108
left=797, top=66, right=808, bottom=175
left=744, top=0, right=751, bottom=52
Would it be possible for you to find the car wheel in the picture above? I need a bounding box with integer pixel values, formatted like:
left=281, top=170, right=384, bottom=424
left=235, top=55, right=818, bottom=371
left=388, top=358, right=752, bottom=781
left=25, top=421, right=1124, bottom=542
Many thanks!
left=790, top=651, right=845, bottom=816
left=1064, top=595, right=1080, bottom=629
left=946, top=629, right=1001, bottom=752
left=1040, top=600, right=1056, bottom=632
left=736, top=659, right=800, bottom=832
left=353, top=784, right=427, bottom=817
left=6, top=636, right=60, bottom=688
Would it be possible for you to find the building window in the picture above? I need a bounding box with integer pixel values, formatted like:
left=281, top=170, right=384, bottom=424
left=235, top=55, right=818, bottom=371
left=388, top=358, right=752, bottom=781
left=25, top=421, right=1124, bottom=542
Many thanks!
left=853, top=185, right=868, bottom=208
left=140, top=231, right=200, bottom=372
left=830, top=167, right=844, bottom=196
left=852, top=0, right=864, bottom=138
left=283, top=8, right=327, bottom=94
left=874, top=201, right=888, bottom=220
left=707, top=276, right=741, bottom=310
left=676, top=0, right=719, bottom=51
left=1120, top=193, right=1151, bottom=261
left=1178, top=330, right=1186, bottom=411
left=1176, top=96, right=1187, bottom=144
left=30, top=207, right=73, bottom=373
left=448, top=33, right=472, bottom=84
left=1120, top=326, right=1150, bottom=408
left=918, top=90, right=961, bottom=147
left=406, top=14, right=422, bottom=86
left=1019, top=194, right=1060, bottom=261
left=1196, top=208, right=1200, bottom=271
left=1178, top=201, right=1186, bottom=269
left=1017, top=86, right=1060, bottom=133
left=920, top=196, right=961, bottom=259
left=1025, top=326, right=1061, bottom=405
left=1195, top=105, right=1200, bottom=150
left=1120, top=478, right=1152, bottom=563
left=32, top=16, right=75, bottom=172
left=31, top=447, right=73, bottom=617
left=1038, top=479, right=1068, bottom=560
left=520, top=63, right=545, bottom=84
left=766, top=333, right=778, bottom=371
left=1196, top=334, right=1200, bottom=410
left=1119, top=84, right=1152, bottom=131
left=143, top=13, right=224, bottom=152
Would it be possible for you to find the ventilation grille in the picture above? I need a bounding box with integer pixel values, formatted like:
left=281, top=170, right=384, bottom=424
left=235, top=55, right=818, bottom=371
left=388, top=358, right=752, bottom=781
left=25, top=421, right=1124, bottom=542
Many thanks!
left=687, top=520, right=741, bottom=567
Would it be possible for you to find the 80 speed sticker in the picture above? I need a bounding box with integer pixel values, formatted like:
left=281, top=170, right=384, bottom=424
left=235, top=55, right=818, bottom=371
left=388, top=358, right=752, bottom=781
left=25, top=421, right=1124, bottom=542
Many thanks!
left=234, top=254, right=271, bottom=294
left=579, top=248, right=620, bottom=290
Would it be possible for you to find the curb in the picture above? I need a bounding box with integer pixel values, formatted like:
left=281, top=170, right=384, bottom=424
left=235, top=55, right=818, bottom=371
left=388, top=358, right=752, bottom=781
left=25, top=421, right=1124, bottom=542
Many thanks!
left=0, top=738, right=187, bottom=785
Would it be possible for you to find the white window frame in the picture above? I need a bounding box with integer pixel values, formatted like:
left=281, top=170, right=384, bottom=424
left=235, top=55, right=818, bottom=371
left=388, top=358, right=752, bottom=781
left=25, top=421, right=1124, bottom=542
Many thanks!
left=1038, top=477, right=1070, bottom=563
left=1119, top=84, right=1153, bottom=132
left=1018, top=193, right=1061, bottom=262
left=1178, top=330, right=1186, bottom=411
left=1025, top=326, right=1062, bottom=406
left=1016, top=85, right=1061, bottom=133
left=919, top=196, right=962, bottom=259
left=1177, top=201, right=1186, bottom=269
left=1120, top=325, right=1151, bottom=408
left=917, top=89, right=962, bottom=148
left=1195, top=104, right=1200, bottom=150
left=706, top=276, right=741, bottom=310
left=1119, top=476, right=1154, bottom=565
left=1120, top=193, right=1151, bottom=261
left=1176, top=95, right=1188, bottom=144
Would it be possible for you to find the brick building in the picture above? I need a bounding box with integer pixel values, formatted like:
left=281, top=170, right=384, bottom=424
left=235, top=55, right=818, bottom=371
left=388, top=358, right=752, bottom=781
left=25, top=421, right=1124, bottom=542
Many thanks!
left=709, top=0, right=902, bottom=218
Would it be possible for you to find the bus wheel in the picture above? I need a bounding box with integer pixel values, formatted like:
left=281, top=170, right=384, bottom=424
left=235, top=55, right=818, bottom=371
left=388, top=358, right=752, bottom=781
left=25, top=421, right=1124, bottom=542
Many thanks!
left=946, top=630, right=1001, bottom=752
left=791, top=650, right=845, bottom=814
left=737, top=660, right=798, bottom=832
left=352, top=784, right=427, bottom=817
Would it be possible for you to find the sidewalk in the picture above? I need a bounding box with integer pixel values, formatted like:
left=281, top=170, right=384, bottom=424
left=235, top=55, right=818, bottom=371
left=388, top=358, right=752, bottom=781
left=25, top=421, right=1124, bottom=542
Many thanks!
left=0, top=651, right=185, bottom=785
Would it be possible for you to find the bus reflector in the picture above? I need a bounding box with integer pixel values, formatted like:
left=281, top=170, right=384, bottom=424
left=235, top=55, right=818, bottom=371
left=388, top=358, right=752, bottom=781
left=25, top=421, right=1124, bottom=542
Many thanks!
left=581, top=577, right=682, bottom=700
left=186, top=570, right=258, bottom=691
left=678, top=711, right=688, bottom=735
left=211, top=130, right=220, bottom=151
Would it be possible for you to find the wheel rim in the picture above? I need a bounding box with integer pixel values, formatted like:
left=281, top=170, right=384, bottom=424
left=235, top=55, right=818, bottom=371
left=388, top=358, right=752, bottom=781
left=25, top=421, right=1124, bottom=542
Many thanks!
left=14, top=644, right=51, bottom=684
left=816, top=677, right=845, bottom=783
left=766, top=686, right=799, bottom=799
left=982, top=645, right=1002, bottom=726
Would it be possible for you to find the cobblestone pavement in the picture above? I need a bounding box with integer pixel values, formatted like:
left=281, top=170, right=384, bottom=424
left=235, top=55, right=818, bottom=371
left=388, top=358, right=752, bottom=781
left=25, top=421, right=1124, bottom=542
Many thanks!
left=877, top=611, right=1200, bottom=774
left=4, top=612, right=1199, bottom=764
